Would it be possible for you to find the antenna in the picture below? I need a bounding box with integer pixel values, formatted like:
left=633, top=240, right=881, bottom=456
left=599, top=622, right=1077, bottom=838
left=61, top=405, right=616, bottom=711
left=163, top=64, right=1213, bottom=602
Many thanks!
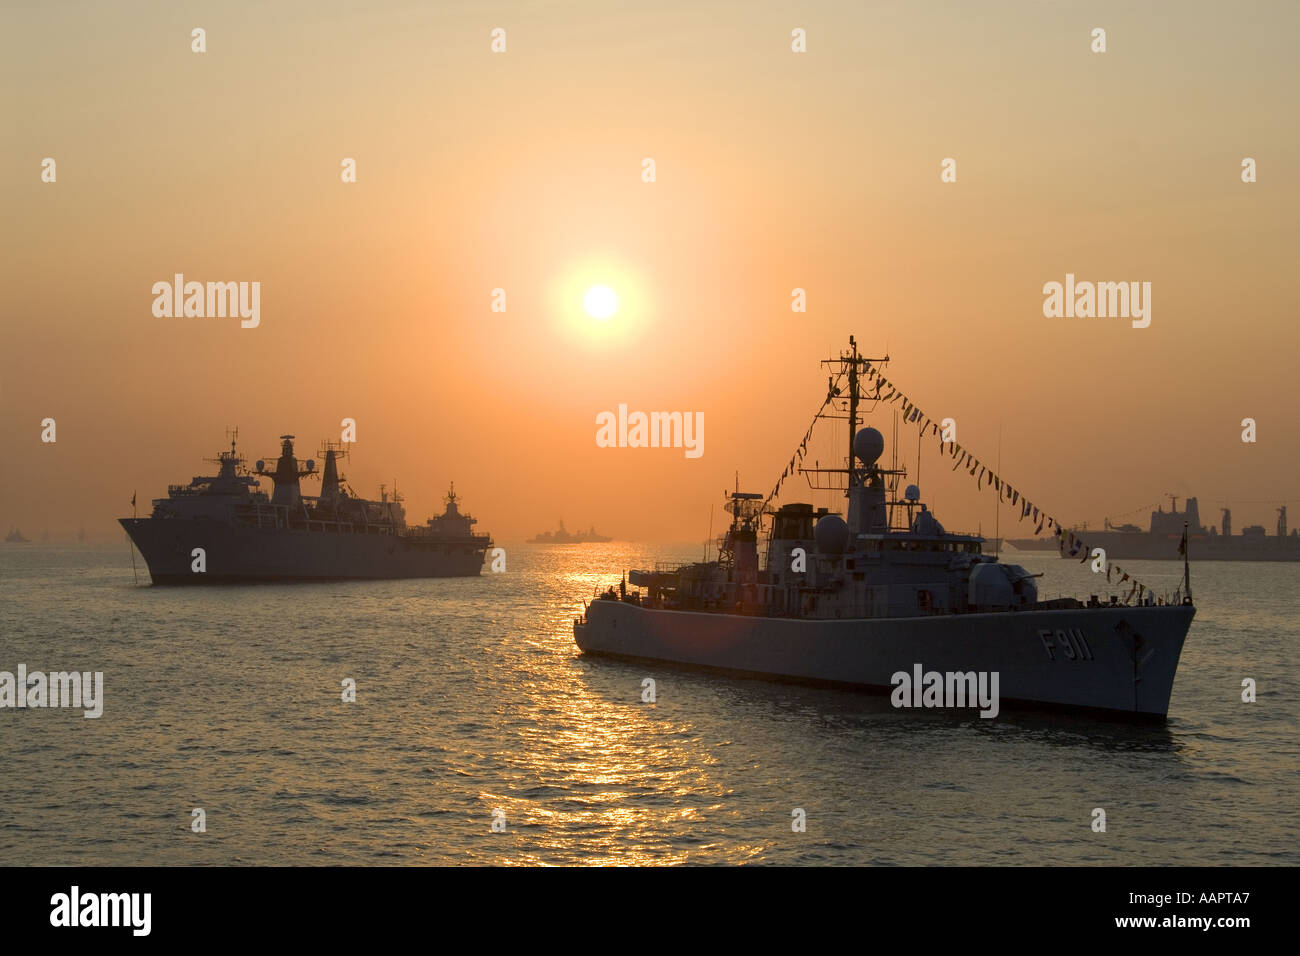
left=915, top=418, right=922, bottom=507
left=705, top=502, right=714, bottom=561
left=994, top=420, right=1002, bottom=557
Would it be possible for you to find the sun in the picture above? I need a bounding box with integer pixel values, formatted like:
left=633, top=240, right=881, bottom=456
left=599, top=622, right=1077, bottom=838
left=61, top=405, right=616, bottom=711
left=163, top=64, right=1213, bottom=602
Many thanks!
left=553, top=263, right=645, bottom=346
left=583, top=285, right=618, bottom=320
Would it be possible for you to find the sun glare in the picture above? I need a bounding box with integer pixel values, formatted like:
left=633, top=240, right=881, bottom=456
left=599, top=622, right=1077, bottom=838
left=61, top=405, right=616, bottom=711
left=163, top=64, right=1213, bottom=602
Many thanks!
left=584, top=285, right=618, bottom=320
left=554, top=263, right=644, bottom=346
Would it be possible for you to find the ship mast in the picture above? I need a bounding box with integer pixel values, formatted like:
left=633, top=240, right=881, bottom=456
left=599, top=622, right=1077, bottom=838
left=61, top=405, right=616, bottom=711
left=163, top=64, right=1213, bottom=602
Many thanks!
left=847, top=336, right=860, bottom=490
left=805, top=336, right=890, bottom=494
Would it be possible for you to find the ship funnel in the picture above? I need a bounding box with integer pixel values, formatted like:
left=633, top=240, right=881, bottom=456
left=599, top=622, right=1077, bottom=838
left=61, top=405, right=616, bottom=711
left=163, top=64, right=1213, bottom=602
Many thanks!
left=318, top=448, right=342, bottom=510
left=268, top=435, right=303, bottom=508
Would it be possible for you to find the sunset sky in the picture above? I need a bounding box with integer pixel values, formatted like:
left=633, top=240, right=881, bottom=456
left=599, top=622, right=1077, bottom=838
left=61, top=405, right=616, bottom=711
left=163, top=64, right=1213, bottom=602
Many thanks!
left=3, top=0, right=1297, bottom=542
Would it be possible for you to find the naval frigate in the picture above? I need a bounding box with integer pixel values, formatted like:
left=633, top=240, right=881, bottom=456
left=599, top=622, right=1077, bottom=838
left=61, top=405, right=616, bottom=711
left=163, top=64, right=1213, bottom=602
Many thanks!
left=121, top=432, right=492, bottom=583
left=574, top=337, right=1196, bottom=720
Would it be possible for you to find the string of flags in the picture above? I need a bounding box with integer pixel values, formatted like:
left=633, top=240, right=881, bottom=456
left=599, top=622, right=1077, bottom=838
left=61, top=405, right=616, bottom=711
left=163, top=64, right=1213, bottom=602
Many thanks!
left=858, top=361, right=1171, bottom=605
left=762, top=370, right=846, bottom=513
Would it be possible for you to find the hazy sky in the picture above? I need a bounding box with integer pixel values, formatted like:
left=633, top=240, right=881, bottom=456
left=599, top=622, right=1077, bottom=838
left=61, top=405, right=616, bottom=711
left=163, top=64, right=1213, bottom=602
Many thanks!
left=3, top=0, right=1297, bottom=541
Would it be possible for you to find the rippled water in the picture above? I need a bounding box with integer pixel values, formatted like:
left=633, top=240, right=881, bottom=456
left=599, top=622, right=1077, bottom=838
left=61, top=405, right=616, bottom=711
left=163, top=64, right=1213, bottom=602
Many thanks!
left=1, top=541, right=1296, bottom=865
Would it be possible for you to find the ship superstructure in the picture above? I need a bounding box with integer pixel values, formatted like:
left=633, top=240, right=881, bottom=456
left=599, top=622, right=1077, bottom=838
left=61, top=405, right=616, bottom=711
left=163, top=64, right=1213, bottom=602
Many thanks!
left=575, top=337, right=1196, bottom=719
left=120, top=431, right=492, bottom=583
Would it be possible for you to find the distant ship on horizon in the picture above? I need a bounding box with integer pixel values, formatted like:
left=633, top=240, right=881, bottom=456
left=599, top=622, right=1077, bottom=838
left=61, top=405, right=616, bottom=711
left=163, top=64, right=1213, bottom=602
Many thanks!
left=1007, top=497, right=1300, bottom=561
left=530, top=520, right=612, bottom=544
left=5, top=528, right=29, bottom=543
left=120, top=431, right=493, bottom=583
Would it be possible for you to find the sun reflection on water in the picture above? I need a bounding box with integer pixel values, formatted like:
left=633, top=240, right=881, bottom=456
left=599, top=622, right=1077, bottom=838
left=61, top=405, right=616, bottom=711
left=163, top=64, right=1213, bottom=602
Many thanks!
left=463, top=545, right=768, bottom=864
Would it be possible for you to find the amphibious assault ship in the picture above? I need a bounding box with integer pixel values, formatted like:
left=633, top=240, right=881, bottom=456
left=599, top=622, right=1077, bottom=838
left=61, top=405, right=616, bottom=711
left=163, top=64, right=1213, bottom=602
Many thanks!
left=121, top=432, right=492, bottom=583
left=574, top=337, right=1196, bottom=719
left=1008, top=498, right=1300, bottom=561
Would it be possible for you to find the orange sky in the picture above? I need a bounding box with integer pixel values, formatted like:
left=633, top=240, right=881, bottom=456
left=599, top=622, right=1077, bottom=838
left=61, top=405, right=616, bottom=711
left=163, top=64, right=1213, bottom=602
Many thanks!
left=2, top=0, right=1298, bottom=542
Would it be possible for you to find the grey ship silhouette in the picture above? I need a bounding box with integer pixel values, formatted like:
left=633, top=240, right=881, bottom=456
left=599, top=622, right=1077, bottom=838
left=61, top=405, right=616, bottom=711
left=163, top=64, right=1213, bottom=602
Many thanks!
left=1007, top=498, right=1299, bottom=561
left=530, top=520, right=612, bottom=544
left=575, top=336, right=1196, bottom=720
left=120, top=432, right=492, bottom=583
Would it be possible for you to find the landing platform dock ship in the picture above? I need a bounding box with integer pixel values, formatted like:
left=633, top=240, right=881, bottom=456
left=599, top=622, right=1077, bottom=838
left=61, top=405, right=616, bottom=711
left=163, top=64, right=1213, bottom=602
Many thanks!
left=575, top=337, right=1196, bottom=720
left=121, top=433, right=492, bottom=583
left=1007, top=497, right=1300, bottom=561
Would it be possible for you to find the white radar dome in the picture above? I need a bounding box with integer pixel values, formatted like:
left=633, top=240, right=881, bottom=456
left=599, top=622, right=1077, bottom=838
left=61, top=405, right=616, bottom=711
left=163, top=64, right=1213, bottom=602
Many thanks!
left=814, top=514, right=849, bottom=554
left=854, top=427, right=884, bottom=466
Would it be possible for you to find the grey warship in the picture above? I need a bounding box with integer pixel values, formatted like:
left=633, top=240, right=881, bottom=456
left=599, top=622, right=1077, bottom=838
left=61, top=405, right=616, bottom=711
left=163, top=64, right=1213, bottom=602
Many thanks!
left=575, top=338, right=1196, bottom=720
left=121, top=433, right=492, bottom=583
left=531, top=520, right=613, bottom=544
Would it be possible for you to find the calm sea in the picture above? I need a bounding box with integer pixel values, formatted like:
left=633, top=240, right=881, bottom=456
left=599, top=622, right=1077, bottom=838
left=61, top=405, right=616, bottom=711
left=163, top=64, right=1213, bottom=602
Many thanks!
left=1, top=541, right=1296, bottom=865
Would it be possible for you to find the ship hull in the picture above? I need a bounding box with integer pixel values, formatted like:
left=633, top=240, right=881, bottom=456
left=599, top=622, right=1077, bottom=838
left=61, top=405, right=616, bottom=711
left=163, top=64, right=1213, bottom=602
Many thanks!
left=120, top=517, right=486, bottom=583
left=574, top=601, right=1195, bottom=719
